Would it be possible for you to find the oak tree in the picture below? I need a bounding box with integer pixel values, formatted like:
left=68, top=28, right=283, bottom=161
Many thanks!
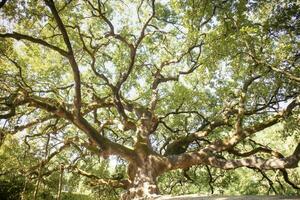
left=0, top=0, right=299, bottom=199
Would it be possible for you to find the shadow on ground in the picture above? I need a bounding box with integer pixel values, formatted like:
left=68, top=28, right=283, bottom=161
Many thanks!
left=158, top=195, right=300, bottom=200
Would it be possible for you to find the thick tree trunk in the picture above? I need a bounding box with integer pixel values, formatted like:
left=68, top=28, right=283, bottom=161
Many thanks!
left=122, top=164, right=160, bottom=200
left=122, top=153, right=169, bottom=200
left=121, top=122, right=167, bottom=199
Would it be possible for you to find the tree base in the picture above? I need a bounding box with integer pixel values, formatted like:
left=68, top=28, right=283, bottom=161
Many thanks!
left=121, top=184, right=160, bottom=200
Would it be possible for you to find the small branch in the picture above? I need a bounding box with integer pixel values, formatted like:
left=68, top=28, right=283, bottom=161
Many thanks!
left=135, top=0, right=156, bottom=48
left=57, top=164, right=64, bottom=200
left=205, top=165, right=214, bottom=194
left=280, top=169, right=300, bottom=190
left=258, top=169, right=277, bottom=194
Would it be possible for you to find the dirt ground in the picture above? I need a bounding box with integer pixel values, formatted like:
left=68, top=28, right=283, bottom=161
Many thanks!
left=157, top=194, right=300, bottom=200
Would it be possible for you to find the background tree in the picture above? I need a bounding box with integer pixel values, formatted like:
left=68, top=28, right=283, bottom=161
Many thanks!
left=0, top=0, right=299, bottom=199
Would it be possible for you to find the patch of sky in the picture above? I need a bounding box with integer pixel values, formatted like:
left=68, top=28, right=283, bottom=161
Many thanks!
left=103, top=60, right=116, bottom=81
left=0, top=17, right=15, bottom=32
left=79, top=64, right=89, bottom=73
left=124, top=76, right=147, bottom=100
left=108, top=155, right=120, bottom=173
left=109, top=1, right=142, bottom=35
left=202, top=60, right=233, bottom=95
left=149, top=134, right=161, bottom=153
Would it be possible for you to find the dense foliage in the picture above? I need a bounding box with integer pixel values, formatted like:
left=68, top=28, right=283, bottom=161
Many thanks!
left=0, top=0, right=299, bottom=199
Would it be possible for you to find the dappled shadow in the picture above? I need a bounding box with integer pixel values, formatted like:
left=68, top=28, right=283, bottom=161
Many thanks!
left=158, top=195, right=300, bottom=200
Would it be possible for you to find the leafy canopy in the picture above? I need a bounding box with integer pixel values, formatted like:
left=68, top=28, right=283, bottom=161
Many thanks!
left=0, top=0, right=299, bottom=199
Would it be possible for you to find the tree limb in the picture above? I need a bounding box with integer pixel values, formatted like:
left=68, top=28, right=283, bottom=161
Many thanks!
left=45, top=0, right=82, bottom=116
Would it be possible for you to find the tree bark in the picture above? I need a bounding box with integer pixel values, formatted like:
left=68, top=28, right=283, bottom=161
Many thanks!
left=122, top=160, right=161, bottom=200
